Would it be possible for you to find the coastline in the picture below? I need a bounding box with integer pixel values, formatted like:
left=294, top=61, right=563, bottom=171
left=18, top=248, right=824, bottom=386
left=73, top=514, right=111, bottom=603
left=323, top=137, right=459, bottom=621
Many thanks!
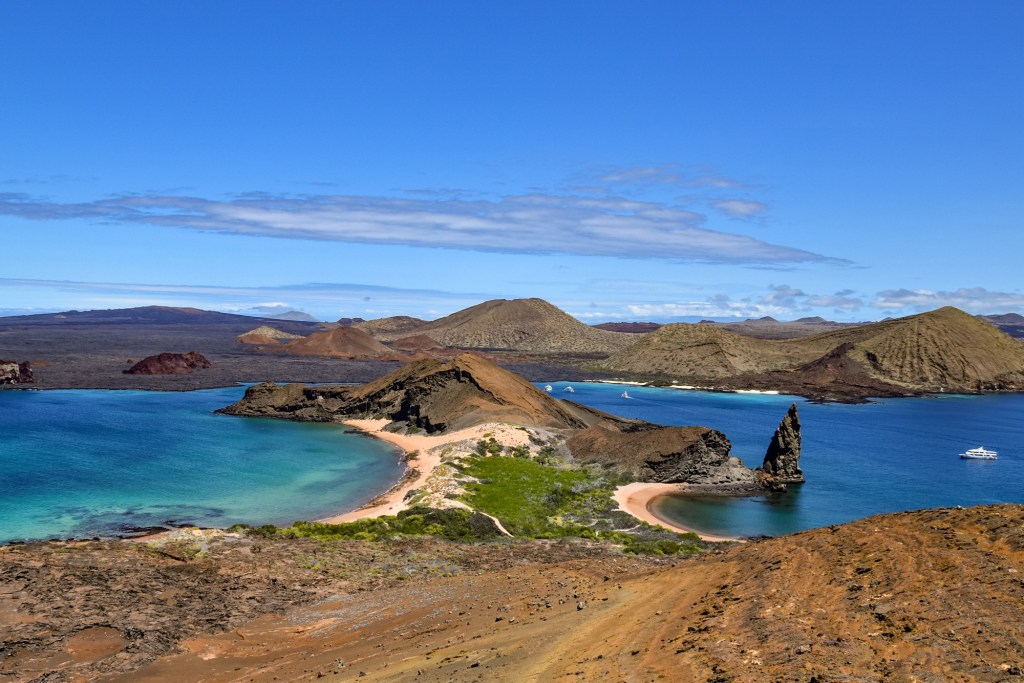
left=612, top=482, right=742, bottom=543
left=319, top=420, right=534, bottom=524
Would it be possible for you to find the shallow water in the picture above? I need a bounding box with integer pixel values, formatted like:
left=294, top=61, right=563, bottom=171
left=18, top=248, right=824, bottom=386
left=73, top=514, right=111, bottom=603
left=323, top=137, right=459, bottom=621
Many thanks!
left=545, top=382, right=1024, bottom=537
left=0, top=387, right=404, bottom=543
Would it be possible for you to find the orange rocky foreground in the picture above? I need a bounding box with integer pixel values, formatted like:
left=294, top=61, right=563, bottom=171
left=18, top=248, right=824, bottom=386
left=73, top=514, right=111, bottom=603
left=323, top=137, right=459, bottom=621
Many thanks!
left=4, top=504, right=1017, bottom=682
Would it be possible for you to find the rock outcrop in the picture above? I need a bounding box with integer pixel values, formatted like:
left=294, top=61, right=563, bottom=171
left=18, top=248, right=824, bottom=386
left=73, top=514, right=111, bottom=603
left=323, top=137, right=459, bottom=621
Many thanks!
left=568, top=423, right=765, bottom=490
left=761, top=403, right=803, bottom=483
left=123, top=352, right=211, bottom=375
left=0, top=360, right=33, bottom=384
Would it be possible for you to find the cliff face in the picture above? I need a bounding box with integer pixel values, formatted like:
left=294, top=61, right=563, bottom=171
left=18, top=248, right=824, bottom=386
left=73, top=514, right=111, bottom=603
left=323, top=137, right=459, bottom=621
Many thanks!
left=762, top=403, right=803, bottom=483
left=568, top=423, right=765, bottom=489
left=0, top=360, right=33, bottom=384
left=123, top=352, right=211, bottom=375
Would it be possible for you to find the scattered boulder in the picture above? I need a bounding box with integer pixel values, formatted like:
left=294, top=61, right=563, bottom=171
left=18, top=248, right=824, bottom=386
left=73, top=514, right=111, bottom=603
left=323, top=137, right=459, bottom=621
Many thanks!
left=0, top=360, right=34, bottom=384
left=761, top=403, right=804, bottom=483
left=123, top=352, right=211, bottom=376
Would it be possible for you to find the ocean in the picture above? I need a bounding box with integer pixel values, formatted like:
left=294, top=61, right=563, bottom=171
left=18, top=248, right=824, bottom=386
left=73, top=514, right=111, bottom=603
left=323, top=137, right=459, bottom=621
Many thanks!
left=3, top=383, right=1021, bottom=544
left=0, top=387, right=404, bottom=544
left=546, top=382, right=1024, bottom=538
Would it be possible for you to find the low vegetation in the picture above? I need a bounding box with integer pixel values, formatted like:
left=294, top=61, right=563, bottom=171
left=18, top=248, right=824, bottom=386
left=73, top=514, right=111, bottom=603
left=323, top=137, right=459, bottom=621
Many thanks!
left=236, top=441, right=702, bottom=556
left=457, top=450, right=700, bottom=555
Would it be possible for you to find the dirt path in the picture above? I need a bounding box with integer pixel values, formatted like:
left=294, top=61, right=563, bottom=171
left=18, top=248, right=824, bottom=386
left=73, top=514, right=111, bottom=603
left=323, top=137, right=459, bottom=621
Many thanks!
left=97, top=504, right=1024, bottom=682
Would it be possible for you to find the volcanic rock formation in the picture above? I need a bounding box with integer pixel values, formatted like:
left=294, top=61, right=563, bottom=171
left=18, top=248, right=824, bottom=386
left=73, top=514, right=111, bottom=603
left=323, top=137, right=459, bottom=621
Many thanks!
left=123, top=352, right=211, bottom=375
left=0, top=360, right=33, bottom=384
left=235, top=326, right=303, bottom=345
left=222, top=353, right=795, bottom=492
left=568, top=423, right=768, bottom=490
left=762, top=403, right=803, bottom=483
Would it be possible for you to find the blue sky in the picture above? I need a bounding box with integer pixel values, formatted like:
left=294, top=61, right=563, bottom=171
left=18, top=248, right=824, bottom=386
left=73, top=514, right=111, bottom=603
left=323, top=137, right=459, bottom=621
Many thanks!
left=2, top=1, right=1022, bottom=322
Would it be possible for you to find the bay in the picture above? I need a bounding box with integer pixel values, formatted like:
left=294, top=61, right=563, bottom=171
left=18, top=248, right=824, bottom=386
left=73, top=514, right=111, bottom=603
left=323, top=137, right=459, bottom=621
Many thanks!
left=544, top=382, right=1024, bottom=538
left=0, top=387, right=404, bottom=544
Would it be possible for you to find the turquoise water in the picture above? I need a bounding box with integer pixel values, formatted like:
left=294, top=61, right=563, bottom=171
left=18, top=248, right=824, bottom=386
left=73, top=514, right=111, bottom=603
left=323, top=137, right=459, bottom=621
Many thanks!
left=0, top=388, right=404, bottom=543
left=545, top=382, right=1024, bottom=538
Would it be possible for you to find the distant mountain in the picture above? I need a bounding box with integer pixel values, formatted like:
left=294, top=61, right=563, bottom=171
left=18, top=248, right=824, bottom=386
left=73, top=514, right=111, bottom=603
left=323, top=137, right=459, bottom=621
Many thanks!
left=592, top=322, right=663, bottom=334
left=362, top=298, right=635, bottom=354
left=336, top=317, right=368, bottom=327
left=261, top=310, right=319, bottom=322
left=717, top=317, right=855, bottom=340
left=979, top=313, right=1024, bottom=339
left=601, top=306, right=1024, bottom=397
left=0, top=305, right=319, bottom=332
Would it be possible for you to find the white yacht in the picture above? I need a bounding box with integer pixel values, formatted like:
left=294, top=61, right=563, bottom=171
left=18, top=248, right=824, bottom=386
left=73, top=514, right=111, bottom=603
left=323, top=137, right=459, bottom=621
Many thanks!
left=960, top=446, right=998, bottom=460
left=544, top=385, right=553, bottom=392
left=621, top=391, right=631, bottom=399
left=563, top=386, right=575, bottom=393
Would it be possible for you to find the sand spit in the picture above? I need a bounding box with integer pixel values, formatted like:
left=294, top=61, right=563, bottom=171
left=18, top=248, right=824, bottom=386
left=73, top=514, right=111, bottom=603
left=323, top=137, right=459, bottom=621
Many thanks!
left=322, top=420, right=538, bottom=524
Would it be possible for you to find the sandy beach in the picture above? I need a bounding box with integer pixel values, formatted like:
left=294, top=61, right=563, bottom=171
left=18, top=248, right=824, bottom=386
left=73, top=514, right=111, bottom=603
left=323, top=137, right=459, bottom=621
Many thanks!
left=613, top=482, right=741, bottom=543
left=320, top=419, right=534, bottom=524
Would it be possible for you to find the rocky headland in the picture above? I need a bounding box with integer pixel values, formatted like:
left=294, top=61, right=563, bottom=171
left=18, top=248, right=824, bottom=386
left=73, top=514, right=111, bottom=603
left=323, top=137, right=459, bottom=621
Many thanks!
left=222, top=353, right=800, bottom=495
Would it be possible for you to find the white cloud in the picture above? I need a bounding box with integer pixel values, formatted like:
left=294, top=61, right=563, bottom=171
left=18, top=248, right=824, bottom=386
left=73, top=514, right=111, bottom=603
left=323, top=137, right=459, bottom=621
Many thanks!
left=711, top=199, right=768, bottom=218
left=0, top=190, right=841, bottom=265
left=874, top=287, right=1024, bottom=313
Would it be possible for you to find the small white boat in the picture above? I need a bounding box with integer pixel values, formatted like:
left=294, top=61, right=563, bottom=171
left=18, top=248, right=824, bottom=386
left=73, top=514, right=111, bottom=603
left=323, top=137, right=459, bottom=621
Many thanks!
left=544, top=385, right=553, bottom=392
left=621, top=391, right=631, bottom=399
left=563, top=386, right=575, bottom=393
left=960, top=446, right=998, bottom=460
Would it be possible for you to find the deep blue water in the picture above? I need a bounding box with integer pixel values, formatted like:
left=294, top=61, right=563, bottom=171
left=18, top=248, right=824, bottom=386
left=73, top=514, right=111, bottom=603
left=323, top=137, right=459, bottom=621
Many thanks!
left=0, top=388, right=404, bottom=543
left=545, top=382, right=1024, bottom=538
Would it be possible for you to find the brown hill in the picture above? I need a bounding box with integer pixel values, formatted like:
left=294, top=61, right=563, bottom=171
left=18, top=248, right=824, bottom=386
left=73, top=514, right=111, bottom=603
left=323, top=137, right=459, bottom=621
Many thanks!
left=389, top=334, right=444, bottom=351
left=123, top=352, right=211, bottom=375
left=602, top=306, right=1024, bottom=396
left=355, top=315, right=428, bottom=337
left=365, top=298, right=635, bottom=354
left=234, top=326, right=303, bottom=345
left=223, top=353, right=612, bottom=433
left=280, top=327, right=407, bottom=360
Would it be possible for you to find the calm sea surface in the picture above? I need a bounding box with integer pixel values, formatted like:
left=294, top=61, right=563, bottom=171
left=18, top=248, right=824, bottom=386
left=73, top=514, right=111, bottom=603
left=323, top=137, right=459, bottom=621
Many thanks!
left=3, top=384, right=1022, bottom=544
left=0, top=387, right=404, bottom=544
left=544, top=382, right=1024, bottom=538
